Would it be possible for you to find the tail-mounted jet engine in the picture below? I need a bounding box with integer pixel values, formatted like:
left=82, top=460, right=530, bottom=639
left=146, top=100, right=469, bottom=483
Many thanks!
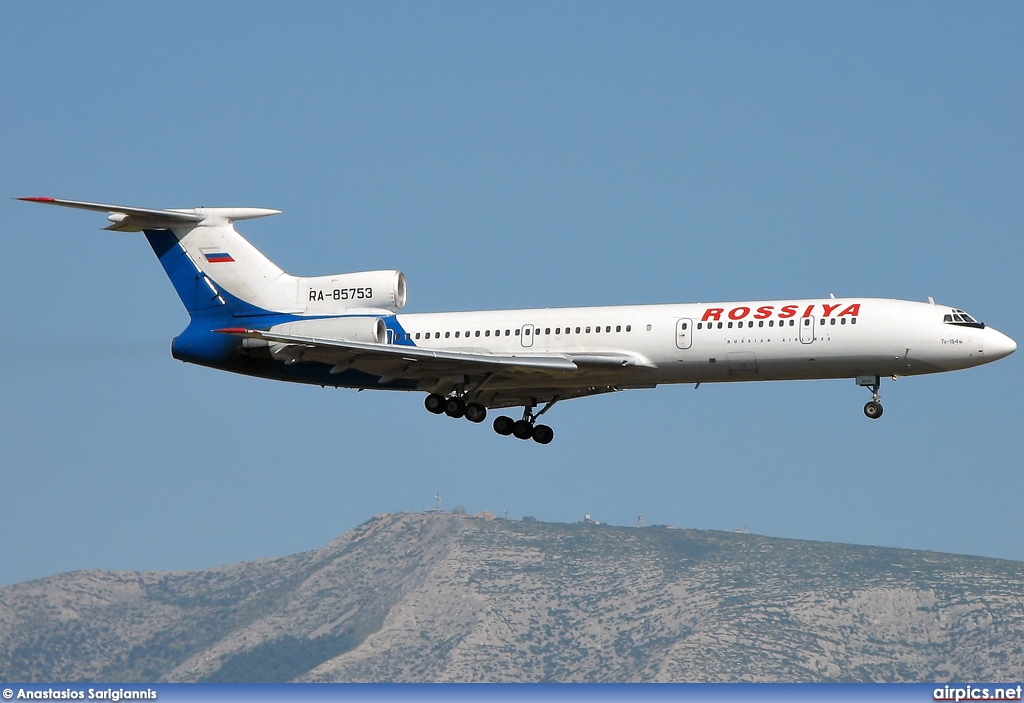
left=238, top=315, right=390, bottom=362
left=258, top=316, right=389, bottom=344
left=300, top=270, right=407, bottom=313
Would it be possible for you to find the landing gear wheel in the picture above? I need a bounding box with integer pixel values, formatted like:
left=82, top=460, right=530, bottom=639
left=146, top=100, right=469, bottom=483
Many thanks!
left=424, top=393, right=446, bottom=414
left=512, top=420, right=534, bottom=440
left=493, top=415, right=514, bottom=435
left=532, top=424, right=554, bottom=444
left=864, top=401, right=883, bottom=419
left=465, top=403, right=487, bottom=423
left=444, top=397, right=467, bottom=418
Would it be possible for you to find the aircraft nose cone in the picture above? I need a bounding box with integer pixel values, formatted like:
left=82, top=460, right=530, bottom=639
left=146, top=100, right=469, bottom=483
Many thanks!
left=986, top=327, right=1017, bottom=360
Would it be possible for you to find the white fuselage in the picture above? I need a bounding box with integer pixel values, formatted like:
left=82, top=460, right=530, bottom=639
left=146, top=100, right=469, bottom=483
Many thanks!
left=21, top=197, right=1016, bottom=440
left=386, top=297, right=1014, bottom=393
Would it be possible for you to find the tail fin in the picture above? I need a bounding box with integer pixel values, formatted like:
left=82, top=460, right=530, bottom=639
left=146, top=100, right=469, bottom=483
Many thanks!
left=20, top=197, right=298, bottom=318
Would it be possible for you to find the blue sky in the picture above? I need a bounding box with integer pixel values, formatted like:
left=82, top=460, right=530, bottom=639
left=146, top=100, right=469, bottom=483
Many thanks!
left=1, top=2, right=1021, bottom=587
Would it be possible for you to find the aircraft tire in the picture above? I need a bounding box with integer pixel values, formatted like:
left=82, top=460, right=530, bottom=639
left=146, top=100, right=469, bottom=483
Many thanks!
left=424, top=393, right=446, bottom=414
left=493, top=415, right=514, bottom=435
left=512, top=420, right=534, bottom=440
left=465, top=403, right=487, bottom=423
left=444, top=397, right=467, bottom=418
left=532, top=424, right=554, bottom=444
left=863, top=401, right=883, bottom=419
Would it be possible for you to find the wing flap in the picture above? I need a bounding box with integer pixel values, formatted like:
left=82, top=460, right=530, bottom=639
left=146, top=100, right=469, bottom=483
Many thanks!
left=218, top=328, right=581, bottom=376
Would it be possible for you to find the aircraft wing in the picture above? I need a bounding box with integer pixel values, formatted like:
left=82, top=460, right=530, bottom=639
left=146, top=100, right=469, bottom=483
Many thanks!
left=216, top=327, right=654, bottom=407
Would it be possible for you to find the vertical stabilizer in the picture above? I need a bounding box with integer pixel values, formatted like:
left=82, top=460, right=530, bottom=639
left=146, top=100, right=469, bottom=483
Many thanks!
left=20, top=198, right=299, bottom=318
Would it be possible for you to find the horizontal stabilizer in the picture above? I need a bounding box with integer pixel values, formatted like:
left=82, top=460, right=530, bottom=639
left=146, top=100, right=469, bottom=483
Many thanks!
left=18, top=197, right=280, bottom=232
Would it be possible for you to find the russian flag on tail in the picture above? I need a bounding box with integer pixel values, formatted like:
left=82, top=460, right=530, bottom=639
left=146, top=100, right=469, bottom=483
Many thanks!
left=204, top=252, right=235, bottom=263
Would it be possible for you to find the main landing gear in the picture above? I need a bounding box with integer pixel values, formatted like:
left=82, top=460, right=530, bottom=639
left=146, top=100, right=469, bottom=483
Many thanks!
left=424, top=393, right=487, bottom=423
left=424, top=393, right=556, bottom=443
left=492, top=401, right=556, bottom=445
left=856, top=375, right=884, bottom=420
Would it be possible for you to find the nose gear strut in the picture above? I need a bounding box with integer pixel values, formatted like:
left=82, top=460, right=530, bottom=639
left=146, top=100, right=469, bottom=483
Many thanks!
left=856, top=376, right=884, bottom=419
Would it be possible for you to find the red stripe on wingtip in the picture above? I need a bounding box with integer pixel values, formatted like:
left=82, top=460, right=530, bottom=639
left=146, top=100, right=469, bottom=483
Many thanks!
left=18, top=196, right=56, bottom=202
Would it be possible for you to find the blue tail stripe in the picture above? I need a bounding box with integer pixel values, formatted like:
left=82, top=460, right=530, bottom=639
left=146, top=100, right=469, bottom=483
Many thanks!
left=144, top=229, right=415, bottom=370
left=144, top=229, right=277, bottom=320
left=144, top=230, right=225, bottom=314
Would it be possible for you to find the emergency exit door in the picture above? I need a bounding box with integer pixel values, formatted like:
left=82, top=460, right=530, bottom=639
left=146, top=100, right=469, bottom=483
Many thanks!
left=675, top=318, right=693, bottom=349
left=800, top=316, right=815, bottom=344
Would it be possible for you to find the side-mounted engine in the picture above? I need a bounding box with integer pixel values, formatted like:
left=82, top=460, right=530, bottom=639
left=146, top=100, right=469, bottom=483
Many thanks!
left=300, top=270, right=407, bottom=313
left=261, top=315, right=389, bottom=344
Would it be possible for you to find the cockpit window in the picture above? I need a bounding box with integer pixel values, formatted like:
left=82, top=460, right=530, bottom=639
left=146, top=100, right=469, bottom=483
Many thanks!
left=945, top=309, right=983, bottom=328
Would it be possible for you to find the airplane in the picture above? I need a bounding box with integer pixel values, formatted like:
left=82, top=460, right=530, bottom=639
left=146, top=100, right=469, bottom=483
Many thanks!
left=20, top=196, right=1016, bottom=444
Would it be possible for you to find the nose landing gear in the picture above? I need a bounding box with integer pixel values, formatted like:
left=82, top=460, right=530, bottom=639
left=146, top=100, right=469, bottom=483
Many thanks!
left=856, top=376, right=884, bottom=419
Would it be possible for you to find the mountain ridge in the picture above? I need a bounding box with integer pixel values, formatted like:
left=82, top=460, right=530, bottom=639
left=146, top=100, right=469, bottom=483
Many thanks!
left=1, top=512, right=1022, bottom=682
